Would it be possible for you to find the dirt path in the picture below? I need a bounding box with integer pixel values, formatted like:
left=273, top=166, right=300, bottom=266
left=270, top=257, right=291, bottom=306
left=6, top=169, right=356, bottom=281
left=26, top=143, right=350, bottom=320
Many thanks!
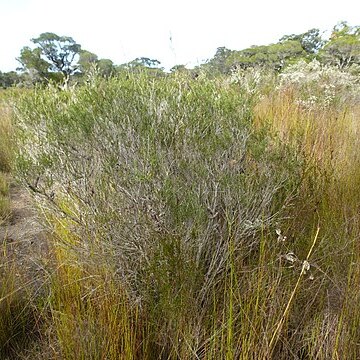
left=0, top=183, right=49, bottom=281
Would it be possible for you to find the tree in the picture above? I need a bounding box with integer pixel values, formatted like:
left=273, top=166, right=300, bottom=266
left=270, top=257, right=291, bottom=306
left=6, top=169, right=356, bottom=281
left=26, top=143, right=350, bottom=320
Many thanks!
left=129, top=57, right=162, bottom=68
left=118, top=57, right=164, bottom=76
left=97, top=59, right=115, bottom=77
left=78, top=50, right=115, bottom=78
left=0, top=71, right=22, bottom=88
left=226, top=40, right=305, bottom=71
left=320, top=22, right=360, bottom=68
left=203, top=47, right=234, bottom=75
left=280, top=28, right=325, bottom=54
left=17, top=46, right=50, bottom=81
left=170, top=64, right=189, bottom=73
left=17, top=32, right=81, bottom=84
left=170, top=64, right=185, bottom=72
left=169, top=65, right=195, bottom=78
left=78, top=50, right=98, bottom=73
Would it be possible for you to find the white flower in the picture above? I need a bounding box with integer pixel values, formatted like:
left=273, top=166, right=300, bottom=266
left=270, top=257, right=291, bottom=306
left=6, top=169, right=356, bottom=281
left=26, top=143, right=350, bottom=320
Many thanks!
left=302, top=260, right=310, bottom=274
left=276, top=228, right=287, bottom=242
left=284, top=252, right=298, bottom=264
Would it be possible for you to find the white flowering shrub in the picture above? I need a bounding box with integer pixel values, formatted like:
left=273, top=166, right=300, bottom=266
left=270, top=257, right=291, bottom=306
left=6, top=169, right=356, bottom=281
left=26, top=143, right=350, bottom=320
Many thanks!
left=229, top=67, right=276, bottom=98
left=278, top=60, right=360, bottom=109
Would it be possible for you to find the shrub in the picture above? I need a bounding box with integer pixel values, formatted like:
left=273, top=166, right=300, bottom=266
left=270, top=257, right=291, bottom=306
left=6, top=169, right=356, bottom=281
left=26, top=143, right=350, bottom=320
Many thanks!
left=13, top=72, right=304, bottom=356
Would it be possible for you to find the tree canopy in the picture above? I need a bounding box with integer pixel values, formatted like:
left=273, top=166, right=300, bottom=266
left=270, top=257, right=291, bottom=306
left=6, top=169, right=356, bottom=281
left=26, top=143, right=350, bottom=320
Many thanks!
left=0, top=71, right=22, bottom=88
left=215, top=40, right=306, bottom=72
left=17, top=32, right=81, bottom=84
left=199, top=23, right=359, bottom=75
left=320, top=22, right=360, bottom=68
left=199, top=30, right=325, bottom=75
left=78, top=50, right=115, bottom=78
left=279, top=28, right=324, bottom=54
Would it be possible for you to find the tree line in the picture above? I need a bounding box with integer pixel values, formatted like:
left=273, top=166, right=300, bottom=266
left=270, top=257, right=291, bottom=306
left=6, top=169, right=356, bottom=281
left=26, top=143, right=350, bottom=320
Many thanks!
left=1, top=21, right=359, bottom=88
left=201, top=22, right=360, bottom=76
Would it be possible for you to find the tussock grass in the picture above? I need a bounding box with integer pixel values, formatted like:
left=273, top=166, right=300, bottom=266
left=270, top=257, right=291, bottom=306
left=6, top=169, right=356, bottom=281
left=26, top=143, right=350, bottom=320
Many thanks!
left=5, top=67, right=360, bottom=358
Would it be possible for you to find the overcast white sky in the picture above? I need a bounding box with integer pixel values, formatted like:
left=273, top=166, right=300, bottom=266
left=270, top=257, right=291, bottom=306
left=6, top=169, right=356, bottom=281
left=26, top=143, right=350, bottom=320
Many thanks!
left=0, top=0, right=359, bottom=71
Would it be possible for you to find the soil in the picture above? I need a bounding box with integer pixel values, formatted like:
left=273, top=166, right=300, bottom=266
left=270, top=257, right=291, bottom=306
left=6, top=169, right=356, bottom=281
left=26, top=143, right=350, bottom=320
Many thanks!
left=0, top=182, right=49, bottom=282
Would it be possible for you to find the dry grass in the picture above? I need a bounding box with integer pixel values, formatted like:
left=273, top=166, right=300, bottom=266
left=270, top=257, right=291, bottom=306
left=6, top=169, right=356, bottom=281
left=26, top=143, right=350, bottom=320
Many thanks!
left=253, top=87, right=360, bottom=358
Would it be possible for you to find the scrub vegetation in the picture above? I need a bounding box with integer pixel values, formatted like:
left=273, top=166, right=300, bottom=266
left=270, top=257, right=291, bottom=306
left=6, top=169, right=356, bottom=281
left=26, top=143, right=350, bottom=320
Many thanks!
left=1, top=21, right=360, bottom=359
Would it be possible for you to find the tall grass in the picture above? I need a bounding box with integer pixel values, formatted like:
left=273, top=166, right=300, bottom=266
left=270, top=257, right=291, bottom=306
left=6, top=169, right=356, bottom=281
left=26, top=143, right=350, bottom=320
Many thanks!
left=252, top=64, right=360, bottom=357
left=0, top=173, right=10, bottom=220
left=0, top=104, right=12, bottom=172
left=0, top=245, right=42, bottom=359
left=8, top=66, right=360, bottom=358
left=0, top=94, right=12, bottom=219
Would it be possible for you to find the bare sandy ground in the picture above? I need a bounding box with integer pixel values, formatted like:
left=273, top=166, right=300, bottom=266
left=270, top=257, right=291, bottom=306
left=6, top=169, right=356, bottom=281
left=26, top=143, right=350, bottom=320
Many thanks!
left=0, top=183, right=49, bottom=282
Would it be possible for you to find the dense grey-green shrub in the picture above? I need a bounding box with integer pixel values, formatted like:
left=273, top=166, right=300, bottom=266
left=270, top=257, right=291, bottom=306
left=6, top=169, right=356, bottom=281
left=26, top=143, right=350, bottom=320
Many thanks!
left=14, top=73, right=302, bottom=307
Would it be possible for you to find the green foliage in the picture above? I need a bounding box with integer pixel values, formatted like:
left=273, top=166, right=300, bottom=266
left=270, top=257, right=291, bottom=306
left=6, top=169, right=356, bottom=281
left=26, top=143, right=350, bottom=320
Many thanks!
left=0, top=71, right=23, bottom=88
left=78, top=49, right=98, bottom=73
left=17, top=46, right=49, bottom=74
left=170, top=64, right=188, bottom=73
left=79, top=50, right=115, bottom=78
left=17, top=32, right=81, bottom=84
left=130, top=57, right=161, bottom=68
left=97, top=58, right=115, bottom=77
left=31, top=32, right=81, bottom=76
left=320, top=22, right=360, bottom=68
left=11, top=22, right=360, bottom=89
left=226, top=40, right=306, bottom=70
left=280, top=28, right=325, bottom=54
left=17, top=46, right=51, bottom=84
left=119, top=57, right=164, bottom=76
left=203, top=46, right=234, bottom=75
left=200, top=23, right=359, bottom=76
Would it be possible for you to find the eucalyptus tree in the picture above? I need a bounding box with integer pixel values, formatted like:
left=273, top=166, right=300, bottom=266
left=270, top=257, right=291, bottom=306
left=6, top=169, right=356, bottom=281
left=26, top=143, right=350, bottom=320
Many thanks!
left=320, top=22, right=360, bottom=68
left=17, top=32, right=81, bottom=85
left=279, top=28, right=325, bottom=54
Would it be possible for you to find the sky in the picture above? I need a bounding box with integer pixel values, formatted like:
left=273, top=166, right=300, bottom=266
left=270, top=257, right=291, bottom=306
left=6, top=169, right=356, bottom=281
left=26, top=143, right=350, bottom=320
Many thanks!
left=0, top=0, right=359, bottom=72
